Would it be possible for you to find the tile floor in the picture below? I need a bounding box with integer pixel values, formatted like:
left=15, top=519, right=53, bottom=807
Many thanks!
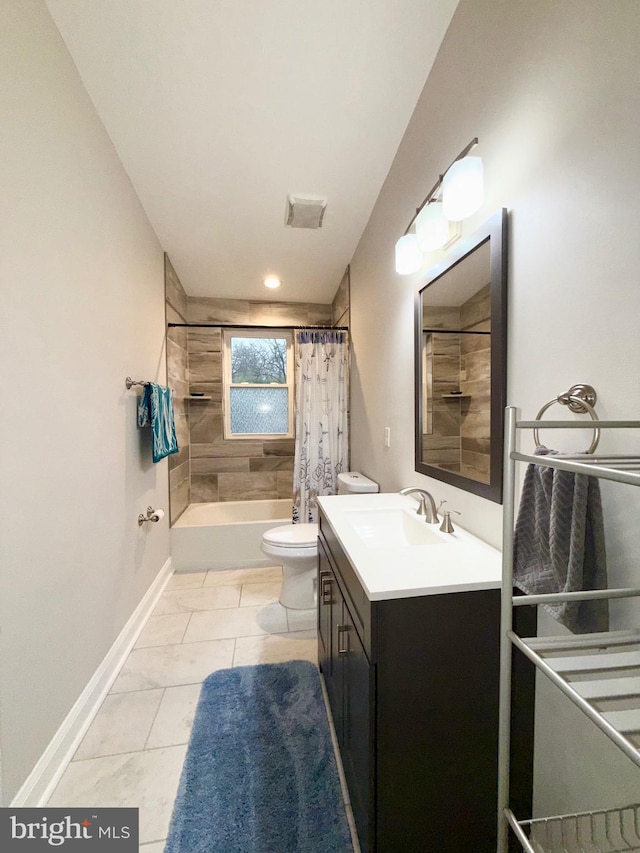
left=46, top=565, right=358, bottom=850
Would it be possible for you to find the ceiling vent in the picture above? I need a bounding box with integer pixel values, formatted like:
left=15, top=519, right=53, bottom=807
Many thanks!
left=285, top=194, right=327, bottom=229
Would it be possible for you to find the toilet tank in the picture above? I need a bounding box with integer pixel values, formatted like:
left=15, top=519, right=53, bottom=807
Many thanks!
left=337, top=471, right=379, bottom=495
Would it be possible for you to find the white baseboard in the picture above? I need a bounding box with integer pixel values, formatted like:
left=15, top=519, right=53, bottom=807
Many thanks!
left=10, top=557, right=174, bottom=808
left=173, top=557, right=274, bottom=573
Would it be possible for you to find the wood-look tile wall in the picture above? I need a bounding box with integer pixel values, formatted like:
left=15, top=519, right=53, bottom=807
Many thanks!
left=332, top=266, right=350, bottom=328
left=186, top=296, right=332, bottom=503
left=459, top=284, right=491, bottom=483
left=421, top=285, right=491, bottom=480
left=165, top=255, right=190, bottom=523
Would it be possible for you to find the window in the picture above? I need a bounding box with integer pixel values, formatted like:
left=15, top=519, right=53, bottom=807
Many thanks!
left=222, top=329, right=294, bottom=439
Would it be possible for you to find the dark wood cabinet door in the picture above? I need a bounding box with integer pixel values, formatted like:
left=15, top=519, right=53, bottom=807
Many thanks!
left=317, top=543, right=332, bottom=674
left=318, top=540, right=344, bottom=741
left=341, top=604, right=374, bottom=853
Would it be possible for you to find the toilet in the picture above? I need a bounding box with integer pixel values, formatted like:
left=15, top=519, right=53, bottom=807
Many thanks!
left=261, top=471, right=379, bottom=609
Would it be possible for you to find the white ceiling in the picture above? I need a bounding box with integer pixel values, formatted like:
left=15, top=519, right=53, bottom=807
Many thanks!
left=46, top=0, right=459, bottom=304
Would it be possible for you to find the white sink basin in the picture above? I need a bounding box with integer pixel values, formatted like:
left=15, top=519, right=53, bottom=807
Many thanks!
left=344, top=508, right=445, bottom=548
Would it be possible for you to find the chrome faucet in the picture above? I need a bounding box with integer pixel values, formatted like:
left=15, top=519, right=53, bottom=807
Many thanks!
left=398, top=488, right=440, bottom=523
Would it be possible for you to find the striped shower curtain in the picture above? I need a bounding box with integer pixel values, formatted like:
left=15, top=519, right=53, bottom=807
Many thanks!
left=292, top=330, right=349, bottom=524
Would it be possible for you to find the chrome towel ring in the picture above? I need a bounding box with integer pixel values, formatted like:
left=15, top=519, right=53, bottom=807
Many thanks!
left=533, top=383, right=601, bottom=454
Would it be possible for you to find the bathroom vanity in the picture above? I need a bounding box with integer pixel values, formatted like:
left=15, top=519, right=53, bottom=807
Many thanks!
left=316, top=493, right=533, bottom=853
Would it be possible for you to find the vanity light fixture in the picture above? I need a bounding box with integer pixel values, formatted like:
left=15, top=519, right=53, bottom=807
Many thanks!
left=442, top=156, right=484, bottom=221
left=263, top=275, right=282, bottom=289
left=415, top=201, right=450, bottom=253
left=395, top=137, right=483, bottom=275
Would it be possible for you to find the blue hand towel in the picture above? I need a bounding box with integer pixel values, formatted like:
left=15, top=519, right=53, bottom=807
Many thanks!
left=137, top=383, right=179, bottom=463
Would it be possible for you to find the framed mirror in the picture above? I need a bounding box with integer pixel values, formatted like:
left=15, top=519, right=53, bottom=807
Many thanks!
left=414, top=208, right=507, bottom=503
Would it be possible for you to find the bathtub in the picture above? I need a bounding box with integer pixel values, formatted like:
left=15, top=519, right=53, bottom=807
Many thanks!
left=170, top=499, right=292, bottom=572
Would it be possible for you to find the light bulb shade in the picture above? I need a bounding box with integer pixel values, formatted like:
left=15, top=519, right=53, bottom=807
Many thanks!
left=442, top=156, right=484, bottom=221
left=415, top=202, right=450, bottom=252
left=395, top=233, right=422, bottom=275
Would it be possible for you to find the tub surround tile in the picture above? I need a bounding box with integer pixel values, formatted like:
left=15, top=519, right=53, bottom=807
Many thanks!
left=263, top=438, right=295, bottom=456
left=276, top=470, right=294, bottom=499
left=204, top=566, right=282, bottom=586
left=249, top=301, right=309, bottom=326
left=232, top=629, right=318, bottom=666
left=168, top=442, right=189, bottom=472
left=193, top=457, right=247, bottom=474
left=167, top=337, right=188, bottom=383
left=189, top=405, right=223, bottom=443
left=191, top=441, right=263, bottom=458
left=154, top=585, right=242, bottom=615
left=47, top=745, right=187, bottom=845
left=166, top=571, right=207, bottom=590
left=134, top=613, right=191, bottom=648
left=188, top=351, right=222, bottom=385
left=218, top=472, right=278, bottom=501
left=239, top=581, right=282, bottom=607
left=146, top=684, right=202, bottom=750
left=110, top=639, right=235, bottom=692
left=188, top=297, right=250, bottom=325
left=187, top=328, right=221, bottom=353
left=308, top=304, right=333, bottom=325
left=165, top=256, right=188, bottom=319
left=168, top=459, right=189, bottom=494
left=182, top=602, right=288, bottom=643
left=189, top=473, right=219, bottom=501
left=166, top=302, right=187, bottom=330
left=249, top=456, right=294, bottom=471
left=332, top=268, right=350, bottom=326
left=169, top=477, right=189, bottom=526
left=74, top=690, right=164, bottom=761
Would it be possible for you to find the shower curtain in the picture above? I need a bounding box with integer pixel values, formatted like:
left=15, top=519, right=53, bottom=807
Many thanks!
left=292, top=330, right=349, bottom=524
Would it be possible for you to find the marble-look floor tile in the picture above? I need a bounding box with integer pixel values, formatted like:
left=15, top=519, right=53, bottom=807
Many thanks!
left=204, top=566, right=282, bottom=587
left=233, top=629, right=318, bottom=666
left=74, top=690, right=163, bottom=761
left=183, top=602, right=288, bottom=643
left=47, top=745, right=187, bottom=845
left=110, top=639, right=235, bottom=693
left=140, top=843, right=166, bottom=852
left=135, top=613, right=190, bottom=648
left=166, top=571, right=207, bottom=590
left=286, top=607, right=317, bottom=632
left=153, top=584, right=241, bottom=616
left=239, top=580, right=281, bottom=607
left=146, top=684, right=202, bottom=749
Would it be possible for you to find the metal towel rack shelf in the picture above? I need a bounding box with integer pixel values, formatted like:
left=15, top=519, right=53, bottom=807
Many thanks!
left=498, top=389, right=640, bottom=853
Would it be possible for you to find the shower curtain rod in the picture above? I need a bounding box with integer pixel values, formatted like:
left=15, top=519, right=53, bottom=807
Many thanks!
left=167, top=323, right=348, bottom=331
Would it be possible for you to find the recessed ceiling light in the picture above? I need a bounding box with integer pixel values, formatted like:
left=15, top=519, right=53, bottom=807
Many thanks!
left=263, top=276, right=281, bottom=289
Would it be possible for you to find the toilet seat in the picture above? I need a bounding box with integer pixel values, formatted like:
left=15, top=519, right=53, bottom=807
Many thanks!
left=262, top=523, right=318, bottom=549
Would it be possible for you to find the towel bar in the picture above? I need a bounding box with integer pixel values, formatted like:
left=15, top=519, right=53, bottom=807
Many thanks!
left=125, top=376, right=149, bottom=389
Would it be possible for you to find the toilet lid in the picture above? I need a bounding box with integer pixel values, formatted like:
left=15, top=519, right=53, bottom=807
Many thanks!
left=263, top=523, right=318, bottom=548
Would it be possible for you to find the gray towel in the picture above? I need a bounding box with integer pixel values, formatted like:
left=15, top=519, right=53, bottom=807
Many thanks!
left=513, top=446, right=608, bottom=634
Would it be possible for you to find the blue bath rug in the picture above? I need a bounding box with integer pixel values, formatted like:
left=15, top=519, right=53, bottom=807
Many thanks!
left=164, top=660, right=354, bottom=853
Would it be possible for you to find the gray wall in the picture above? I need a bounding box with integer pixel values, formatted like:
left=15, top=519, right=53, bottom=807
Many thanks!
left=0, top=1, right=169, bottom=803
left=349, top=0, right=640, bottom=817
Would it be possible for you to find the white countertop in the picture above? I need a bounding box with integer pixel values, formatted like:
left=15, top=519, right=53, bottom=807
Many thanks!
left=317, top=492, right=502, bottom=600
